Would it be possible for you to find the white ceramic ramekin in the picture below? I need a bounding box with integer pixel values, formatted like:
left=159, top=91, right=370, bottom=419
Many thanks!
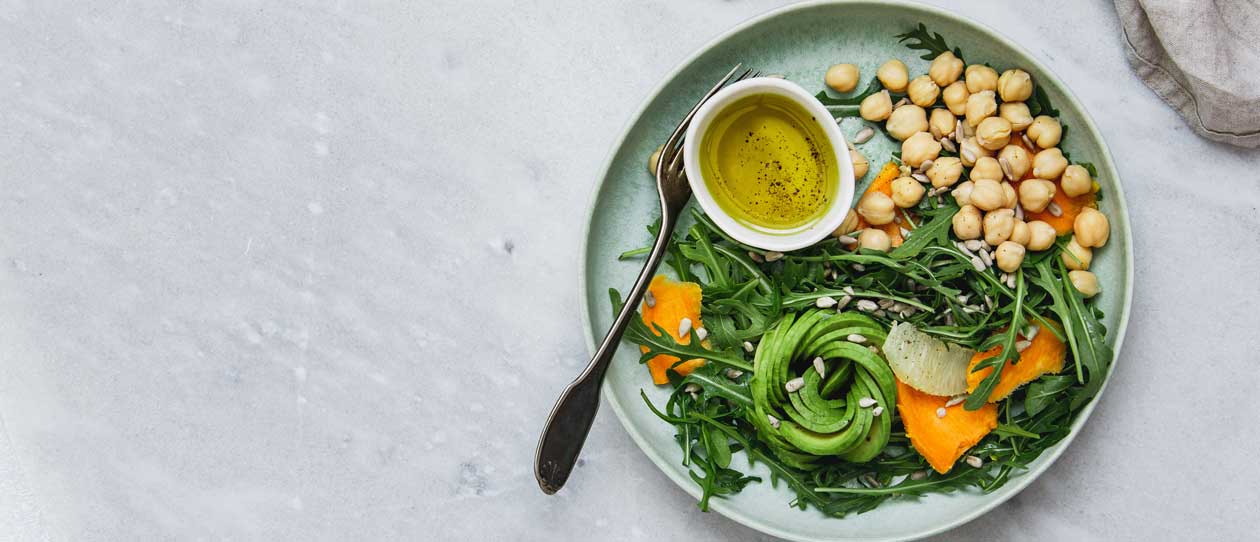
left=683, top=77, right=855, bottom=252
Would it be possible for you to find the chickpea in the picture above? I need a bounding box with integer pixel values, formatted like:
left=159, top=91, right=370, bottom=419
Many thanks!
left=997, top=69, right=1033, bottom=102
left=858, top=228, right=892, bottom=252
left=833, top=209, right=860, bottom=237
left=860, top=90, right=893, bottom=121
left=851, top=148, right=870, bottom=179
left=1026, top=115, right=1062, bottom=148
left=1001, top=181, right=1018, bottom=209
left=887, top=104, right=929, bottom=141
left=901, top=131, right=942, bottom=168
left=1062, top=236, right=1093, bottom=270
left=929, top=108, right=957, bottom=140
left=998, top=102, right=1034, bottom=132
left=857, top=191, right=896, bottom=225
left=1068, top=270, right=1101, bottom=298
left=998, top=145, right=1030, bottom=180
left=952, top=180, right=974, bottom=206
left=969, top=178, right=1005, bottom=211
left=647, top=145, right=664, bottom=174
left=927, top=156, right=963, bottom=188
left=965, top=64, right=999, bottom=93
left=965, top=90, right=997, bottom=127
left=942, top=81, right=970, bottom=116
left=1010, top=219, right=1031, bottom=246
left=1025, top=220, right=1057, bottom=251
left=825, top=63, right=861, bottom=92
left=952, top=204, right=982, bottom=240
left=1074, top=207, right=1110, bottom=247
left=1032, top=147, right=1068, bottom=180
left=908, top=75, right=940, bottom=107
left=970, top=157, right=1003, bottom=181
left=995, top=241, right=1026, bottom=272
left=930, top=51, right=964, bottom=86
left=1018, top=178, right=1057, bottom=212
left=1061, top=164, right=1093, bottom=197
left=958, top=136, right=992, bottom=167
left=891, top=176, right=926, bottom=208
left=877, top=59, right=909, bottom=93
left=984, top=208, right=1015, bottom=245
left=976, top=117, right=1012, bottom=150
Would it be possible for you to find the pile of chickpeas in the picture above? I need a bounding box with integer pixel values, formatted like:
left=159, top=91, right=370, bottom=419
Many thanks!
left=826, top=53, right=1111, bottom=298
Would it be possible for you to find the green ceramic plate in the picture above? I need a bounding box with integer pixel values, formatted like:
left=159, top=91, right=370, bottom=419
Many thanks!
left=579, top=1, right=1132, bottom=540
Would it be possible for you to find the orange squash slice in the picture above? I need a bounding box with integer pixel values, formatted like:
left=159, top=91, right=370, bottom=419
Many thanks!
left=966, top=320, right=1066, bottom=402
left=896, top=379, right=997, bottom=474
left=639, top=275, right=706, bottom=384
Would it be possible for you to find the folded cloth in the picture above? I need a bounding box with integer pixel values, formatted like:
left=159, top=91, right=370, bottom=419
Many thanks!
left=1114, top=0, right=1260, bottom=148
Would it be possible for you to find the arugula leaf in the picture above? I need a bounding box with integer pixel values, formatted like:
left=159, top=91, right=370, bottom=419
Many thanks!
left=895, top=23, right=964, bottom=61
left=1025, top=375, right=1075, bottom=416
left=816, top=77, right=883, bottom=107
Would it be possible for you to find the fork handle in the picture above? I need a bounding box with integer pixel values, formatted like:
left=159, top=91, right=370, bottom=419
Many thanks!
left=534, top=207, right=680, bottom=494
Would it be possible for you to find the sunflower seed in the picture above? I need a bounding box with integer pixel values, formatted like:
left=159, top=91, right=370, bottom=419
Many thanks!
left=847, top=333, right=868, bottom=344
left=978, top=249, right=993, bottom=267
left=684, top=383, right=701, bottom=393
left=911, top=173, right=929, bottom=184
left=815, top=296, right=838, bottom=309
left=868, top=345, right=880, bottom=353
left=1022, top=133, right=1035, bottom=149
left=970, top=255, right=986, bottom=271
left=1047, top=202, right=1063, bottom=217
left=837, top=234, right=857, bottom=244
left=1024, top=325, right=1039, bottom=340
left=843, top=286, right=855, bottom=295
left=862, top=473, right=881, bottom=488
left=940, top=137, right=957, bottom=152
left=764, top=250, right=785, bottom=262
left=767, top=414, right=781, bottom=428
left=956, top=294, right=971, bottom=303
left=965, top=455, right=984, bottom=468
left=917, top=159, right=934, bottom=172
left=743, top=341, right=756, bottom=353
left=813, top=357, right=826, bottom=378
left=785, top=377, right=806, bottom=393
left=836, top=295, right=852, bottom=310
left=856, top=300, right=878, bottom=312
left=946, top=395, right=967, bottom=407
left=873, top=406, right=885, bottom=417
left=877, top=298, right=895, bottom=309
left=962, top=305, right=980, bottom=314
left=936, top=407, right=947, bottom=418
left=748, top=251, right=764, bottom=263
left=644, top=289, right=656, bottom=308
left=910, top=470, right=929, bottom=481
left=893, top=215, right=902, bottom=224
left=894, top=96, right=908, bottom=108
left=725, top=368, right=744, bottom=379
left=1016, top=339, right=1033, bottom=352
left=859, top=397, right=877, bottom=408
left=899, top=164, right=913, bottom=176
left=984, top=294, right=994, bottom=310
left=1006, top=274, right=1016, bottom=288
left=852, top=263, right=866, bottom=272
left=945, top=313, right=955, bottom=326
left=873, top=309, right=886, bottom=317
left=854, top=126, right=875, bottom=144
left=999, top=156, right=1015, bottom=180
left=677, top=317, right=692, bottom=337
left=961, top=147, right=977, bottom=164
left=695, top=327, right=709, bottom=341
left=956, top=242, right=975, bottom=257
left=900, top=227, right=911, bottom=238
left=955, top=120, right=965, bottom=143
left=964, top=240, right=984, bottom=251
left=1000, top=272, right=1010, bottom=283
left=1014, top=204, right=1024, bottom=220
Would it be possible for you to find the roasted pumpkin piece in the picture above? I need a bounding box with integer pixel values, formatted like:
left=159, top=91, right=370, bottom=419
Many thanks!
left=896, top=379, right=997, bottom=474
left=966, top=320, right=1066, bottom=401
left=639, top=275, right=706, bottom=384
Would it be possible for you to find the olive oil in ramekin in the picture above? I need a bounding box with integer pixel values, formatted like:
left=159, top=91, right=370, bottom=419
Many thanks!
left=697, top=93, right=837, bottom=232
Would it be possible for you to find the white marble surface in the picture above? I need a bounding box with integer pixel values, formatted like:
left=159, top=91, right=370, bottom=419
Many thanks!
left=1, top=1, right=1258, bottom=540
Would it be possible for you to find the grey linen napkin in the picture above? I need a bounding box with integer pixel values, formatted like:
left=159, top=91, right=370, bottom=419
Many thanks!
left=1114, top=0, right=1260, bottom=148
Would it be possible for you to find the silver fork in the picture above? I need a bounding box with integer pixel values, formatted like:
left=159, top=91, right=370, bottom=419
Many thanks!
left=534, top=65, right=757, bottom=495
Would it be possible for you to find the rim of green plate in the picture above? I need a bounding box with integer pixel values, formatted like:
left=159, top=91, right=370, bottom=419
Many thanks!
left=574, top=1, right=1134, bottom=540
